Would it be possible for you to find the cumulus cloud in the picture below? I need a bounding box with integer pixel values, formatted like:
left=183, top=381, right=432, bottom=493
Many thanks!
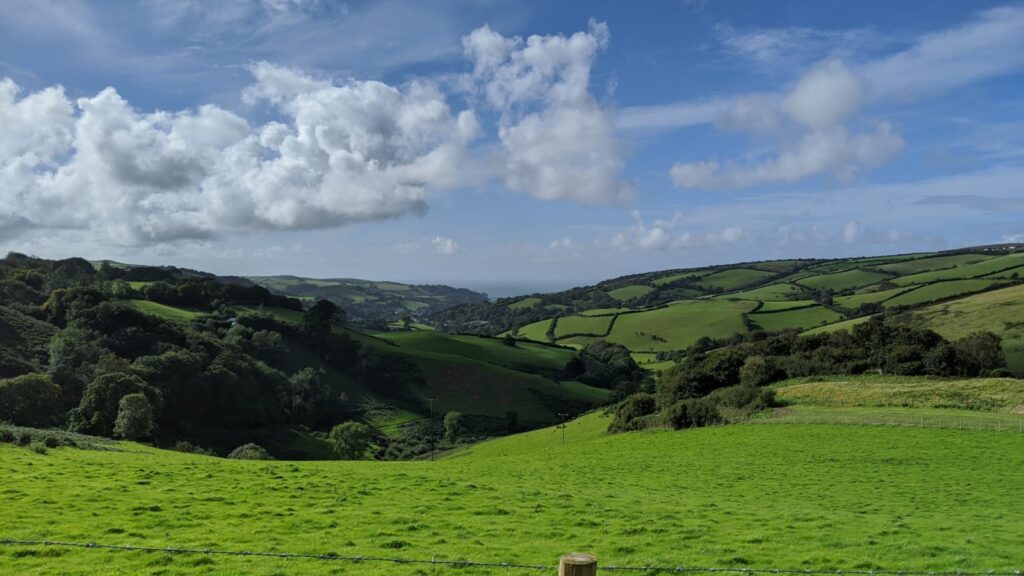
left=671, top=60, right=904, bottom=189
left=610, top=211, right=747, bottom=251
left=463, top=20, right=634, bottom=204
left=431, top=236, right=460, bottom=255
left=0, top=64, right=478, bottom=245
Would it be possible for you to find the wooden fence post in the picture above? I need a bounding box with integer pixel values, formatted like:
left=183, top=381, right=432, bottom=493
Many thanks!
left=559, top=553, right=597, bottom=576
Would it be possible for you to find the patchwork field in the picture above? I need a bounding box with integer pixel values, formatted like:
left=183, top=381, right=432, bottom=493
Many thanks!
left=605, top=299, right=757, bottom=351
left=750, top=305, right=844, bottom=331
left=3, top=417, right=1024, bottom=575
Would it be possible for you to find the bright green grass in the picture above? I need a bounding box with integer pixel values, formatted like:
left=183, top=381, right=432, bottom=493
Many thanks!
left=984, top=264, right=1024, bottom=279
left=750, top=305, right=844, bottom=332
left=127, top=281, right=153, bottom=290
left=240, top=305, right=306, bottom=326
left=578, top=307, right=630, bottom=316
left=696, top=268, right=776, bottom=291
left=4, top=418, right=1024, bottom=574
left=882, top=279, right=1005, bottom=308
left=872, top=253, right=992, bottom=275
left=757, top=300, right=816, bottom=312
left=554, top=315, right=613, bottom=338
left=605, top=300, right=756, bottom=351
left=715, top=282, right=804, bottom=301
left=889, top=284, right=1024, bottom=376
left=507, top=297, right=542, bottom=310
left=802, top=314, right=875, bottom=335
left=516, top=318, right=552, bottom=342
left=756, top=404, right=1024, bottom=431
left=796, top=268, right=890, bottom=292
left=607, top=284, right=653, bottom=301
left=775, top=375, right=1024, bottom=412
left=382, top=331, right=573, bottom=373
left=834, top=286, right=915, bottom=309
left=651, top=269, right=713, bottom=286
left=127, top=300, right=201, bottom=323
left=891, top=253, right=1024, bottom=286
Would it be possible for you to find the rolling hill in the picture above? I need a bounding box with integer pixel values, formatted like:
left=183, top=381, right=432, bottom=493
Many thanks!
left=438, top=245, right=1024, bottom=374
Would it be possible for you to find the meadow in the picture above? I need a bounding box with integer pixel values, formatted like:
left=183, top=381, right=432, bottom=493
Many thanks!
left=3, top=416, right=1024, bottom=575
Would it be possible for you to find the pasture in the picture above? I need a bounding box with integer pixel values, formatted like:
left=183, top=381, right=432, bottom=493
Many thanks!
left=750, top=305, right=844, bottom=331
left=605, top=300, right=756, bottom=351
left=3, top=416, right=1024, bottom=575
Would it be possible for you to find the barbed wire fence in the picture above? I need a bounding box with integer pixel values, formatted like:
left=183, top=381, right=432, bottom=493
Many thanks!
left=2, top=538, right=1022, bottom=575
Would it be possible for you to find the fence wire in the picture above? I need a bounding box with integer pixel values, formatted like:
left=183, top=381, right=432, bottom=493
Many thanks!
left=2, top=538, right=1021, bottom=575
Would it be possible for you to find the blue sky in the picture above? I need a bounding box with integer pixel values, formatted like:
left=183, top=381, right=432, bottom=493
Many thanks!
left=0, top=0, right=1022, bottom=291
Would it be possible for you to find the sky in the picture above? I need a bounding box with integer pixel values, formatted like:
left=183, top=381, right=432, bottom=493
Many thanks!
left=1, top=0, right=1022, bottom=292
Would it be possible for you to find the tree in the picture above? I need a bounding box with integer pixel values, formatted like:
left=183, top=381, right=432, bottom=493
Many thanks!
left=329, top=421, right=372, bottom=460
left=954, top=331, right=1005, bottom=375
left=443, top=411, right=465, bottom=443
left=303, top=300, right=346, bottom=338
left=608, top=392, right=657, bottom=432
left=738, top=355, right=782, bottom=387
left=69, top=372, right=162, bottom=437
left=228, top=443, right=272, bottom=460
left=113, top=393, right=155, bottom=440
left=0, top=373, right=62, bottom=427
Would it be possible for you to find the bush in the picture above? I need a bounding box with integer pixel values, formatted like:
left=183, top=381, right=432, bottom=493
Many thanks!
left=329, top=421, right=373, bottom=460
left=43, top=436, right=59, bottom=449
left=0, top=373, right=63, bottom=427
left=227, top=443, right=272, bottom=460
left=0, top=429, right=14, bottom=443
left=738, top=356, right=783, bottom=387
left=608, top=393, right=657, bottom=432
left=29, top=442, right=48, bottom=455
left=112, top=393, right=155, bottom=440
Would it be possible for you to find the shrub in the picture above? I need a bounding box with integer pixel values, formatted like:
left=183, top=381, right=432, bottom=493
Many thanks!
left=329, top=421, right=373, bottom=460
left=112, top=393, right=155, bottom=440
left=738, top=356, right=783, bottom=387
left=29, top=442, right=48, bottom=455
left=0, top=429, right=14, bottom=443
left=69, top=372, right=162, bottom=437
left=43, top=436, right=59, bottom=449
left=0, top=373, right=63, bottom=427
left=609, top=393, right=657, bottom=432
left=228, top=443, right=272, bottom=460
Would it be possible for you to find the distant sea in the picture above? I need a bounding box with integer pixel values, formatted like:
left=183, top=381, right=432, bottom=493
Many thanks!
left=439, top=279, right=596, bottom=300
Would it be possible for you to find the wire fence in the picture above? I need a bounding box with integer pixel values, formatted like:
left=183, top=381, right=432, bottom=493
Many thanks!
left=749, top=412, right=1024, bottom=432
left=2, top=538, right=1022, bottom=575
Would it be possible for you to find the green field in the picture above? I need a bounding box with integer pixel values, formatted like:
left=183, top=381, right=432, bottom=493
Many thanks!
left=750, top=305, right=844, bottom=332
left=716, top=282, right=804, bottom=301
left=834, top=286, right=915, bottom=309
left=606, top=284, right=653, bottom=301
left=382, top=331, right=574, bottom=374
left=4, top=416, right=1024, bottom=574
left=605, top=300, right=755, bottom=351
left=882, top=279, right=1005, bottom=308
left=516, top=318, right=552, bottom=342
left=756, top=299, right=816, bottom=312
left=507, top=297, right=542, bottom=310
left=775, top=375, right=1024, bottom=412
left=126, top=300, right=201, bottom=323
left=889, top=284, right=1024, bottom=375
left=802, top=314, right=876, bottom=335
left=871, top=253, right=993, bottom=275
left=696, top=268, right=776, bottom=291
left=796, top=268, right=891, bottom=292
left=553, top=314, right=613, bottom=337
left=891, top=253, right=1024, bottom=286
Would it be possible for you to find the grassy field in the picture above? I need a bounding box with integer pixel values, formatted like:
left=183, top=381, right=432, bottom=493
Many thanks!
left=3, top=415, right=1024, bottom=574
left=757, top=299, right=816, bottom=312
left=882, top=279, right=1005, bottom=308
left=871, top=253, right=992, bottom=275
left=605, top=300, right=755, bottom=351
left=750, top=305, right=844, bottom=332
left=553, top=315, right=613, bottom=338
left=890, top=253, right=1024, bottom=286
left=796, top=268, right=891, bottom=292
left=127, top=300, right=202, bottom=323
left=507, top=297, right=542, bottom=310
left=775, top=375, right=1024, bottom=412
left=834, top=286, right=915, bottom=309
left=382, top=331, right=574, bottom=374
left=606, top=284, right=653, bottom=301
left=716, top=282, right=804, bottom=301
left=516, top=318, right=552, bottom=342
left=696, top=268, right=776, bottom=291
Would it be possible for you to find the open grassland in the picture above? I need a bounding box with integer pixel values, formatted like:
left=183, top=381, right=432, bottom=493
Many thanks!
left=606, top=284, right=653, bottom=301
left=889, top=284, right=1024, bottom=375
left=553, top=315, right=613, bottom=338
left=606, top=300, right=755, bottom=351
left=696, top=268, right=776, bottom=291
left=507, top=297, right=542, bottom=310
left=796, top=268, right=891, bottom=292
left=775, top=375, right=1024, bottom=413
left=715, top=282, right=804, bottom=301
left=750, top=305, right=844, bottom=332
left=3, top=417, right=1024, bottom=574
left=382, top=331, right=574, bottom=374
left=882, top=279, right=1005, bottom=308
left=891, top=253, right=1024, bottom=286
left=516, top=318, right=552, bottom=342
left=127, top=300, right=201, bottom=323
left=756, top=404, right=1024, bottom=431
left=871, top=253, right=993, bottom=275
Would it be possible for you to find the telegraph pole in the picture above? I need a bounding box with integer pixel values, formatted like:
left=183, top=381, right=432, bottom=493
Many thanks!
left=559, top=413, right=569, bottom=444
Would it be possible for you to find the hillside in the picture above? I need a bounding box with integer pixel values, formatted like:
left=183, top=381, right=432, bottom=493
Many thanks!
left=433, top=245, right=1024, bottom=374
left=0, top=254, right=607, bottom=460
left=3, top=415, right=1023, bottom=574
left=248, top=275, right=488, bottom=323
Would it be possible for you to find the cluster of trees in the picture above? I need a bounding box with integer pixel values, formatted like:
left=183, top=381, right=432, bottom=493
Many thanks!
left=564, top=341, right=652, bottom=400
left=610, top=319, right=1009, bottom=433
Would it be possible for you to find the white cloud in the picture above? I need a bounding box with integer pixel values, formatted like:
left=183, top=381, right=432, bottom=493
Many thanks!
left=610, top=211, right=747, bottom=251
left=431, top=236, right=460, bottom=255
left=671, top=60, right=904, bottom=189
left=463, top=20, right=634, bottom=204
left=0, top=64, right=478, bottom=245
left=717, top=24, right=882, bottom=71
